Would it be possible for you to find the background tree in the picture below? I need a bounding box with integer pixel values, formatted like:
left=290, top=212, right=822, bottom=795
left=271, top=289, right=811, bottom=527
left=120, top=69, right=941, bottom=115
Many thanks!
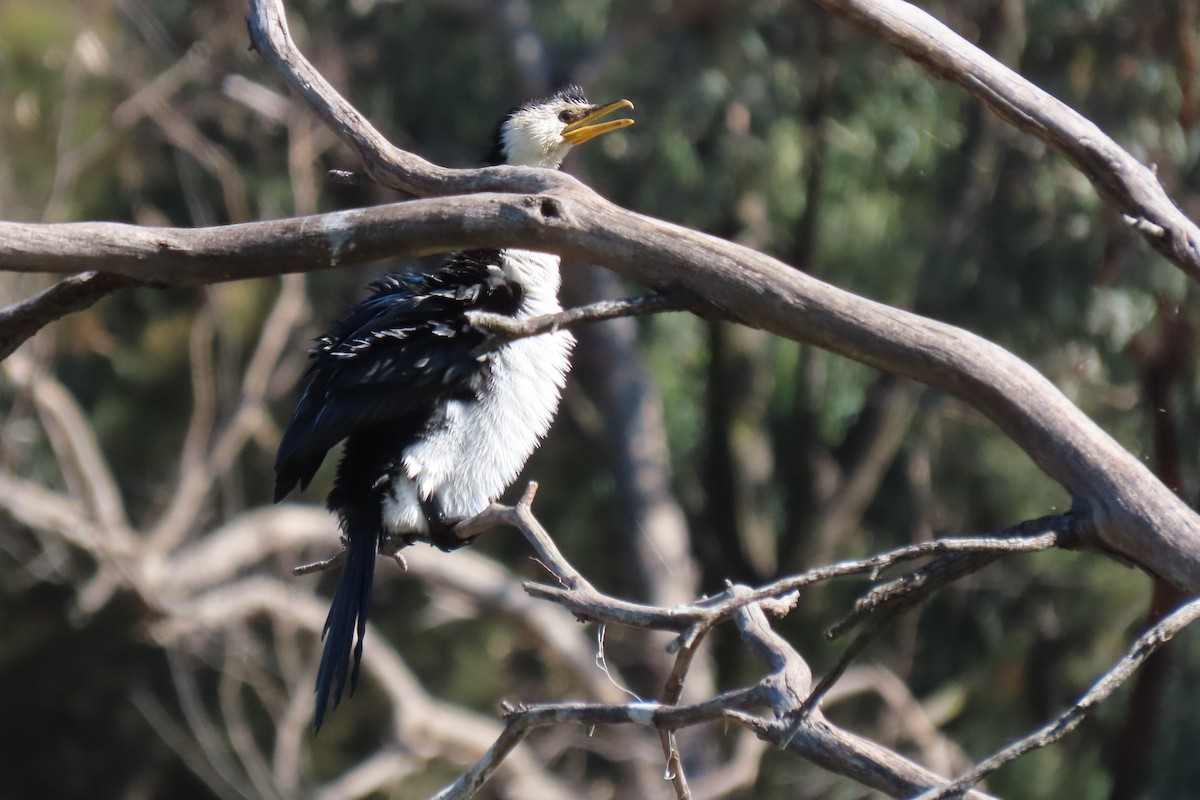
left=2, top=0, right=1200, bottom=798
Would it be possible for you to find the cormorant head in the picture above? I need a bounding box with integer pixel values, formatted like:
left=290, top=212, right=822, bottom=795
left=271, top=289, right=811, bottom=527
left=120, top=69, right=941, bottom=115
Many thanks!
left=485, top=85, right=634, bottom=169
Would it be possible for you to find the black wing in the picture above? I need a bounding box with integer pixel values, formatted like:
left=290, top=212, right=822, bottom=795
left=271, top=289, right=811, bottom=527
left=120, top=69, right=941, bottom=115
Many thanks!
left=273, top=250, right=520, bottom=502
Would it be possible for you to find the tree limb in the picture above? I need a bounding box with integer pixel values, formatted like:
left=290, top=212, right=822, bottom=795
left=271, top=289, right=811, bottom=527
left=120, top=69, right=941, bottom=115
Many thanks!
left=811, top=0, right=1200, bottom=283
left=2, top=5, right=1195, bottom=597
left=913, top=597, right=1200, bottom=800
left=435, top=582, right=999, bottom=800
left=466, top=292, right=686, bottom=353
left=2, top=177, right=1195, bottom=595
left=0, top=272, right=139, bottom=360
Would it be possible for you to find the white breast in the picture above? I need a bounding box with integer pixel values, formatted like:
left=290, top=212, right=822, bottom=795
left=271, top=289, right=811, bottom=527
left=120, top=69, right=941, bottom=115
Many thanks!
left=381, top=250, right=575, bottom=532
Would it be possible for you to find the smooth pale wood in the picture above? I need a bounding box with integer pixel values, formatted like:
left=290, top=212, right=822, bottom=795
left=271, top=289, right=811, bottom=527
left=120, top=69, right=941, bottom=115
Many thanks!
left=3, top=0, right=1199, bottom=592
left=812, top=0, right=1200, bottom=282
left=2, top=186, right=1199, bottom=591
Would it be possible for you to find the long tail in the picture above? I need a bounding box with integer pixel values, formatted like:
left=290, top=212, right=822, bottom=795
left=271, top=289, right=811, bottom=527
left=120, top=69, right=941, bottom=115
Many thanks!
left=314, top=507, right=378, bottom=730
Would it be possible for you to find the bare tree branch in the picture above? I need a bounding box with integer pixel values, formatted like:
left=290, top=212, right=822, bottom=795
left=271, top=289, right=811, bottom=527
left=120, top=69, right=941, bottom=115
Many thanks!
left=0, top=272, right=139, bottom=360
left=827, top=514, right=1076, bottom=640
left=913, top=597, right=1200, bottom=800
left=466, top=292, right=685, bottom=352
left=436, top=581, right=1000, bottom=800
left=3, top=155, right=1195, bottom=594
left=246, top=0, right=569, bottom=198
left=4, top=354, right=131, bottom=532
left=4, top=2, right=1200, bottom=797
left=811, top=0, right=1200, bottom=283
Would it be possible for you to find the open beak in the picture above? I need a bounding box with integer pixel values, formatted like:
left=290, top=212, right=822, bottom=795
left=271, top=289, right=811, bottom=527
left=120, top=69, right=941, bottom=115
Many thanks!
left=562, top=99, right=635, bottom=145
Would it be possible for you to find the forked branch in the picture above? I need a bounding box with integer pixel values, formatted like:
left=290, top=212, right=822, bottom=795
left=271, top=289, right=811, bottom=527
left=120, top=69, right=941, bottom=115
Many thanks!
left=4, top=0, right=1199, bottom=593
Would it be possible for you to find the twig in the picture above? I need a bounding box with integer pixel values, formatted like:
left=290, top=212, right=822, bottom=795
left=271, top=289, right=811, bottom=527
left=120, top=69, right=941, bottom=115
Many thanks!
left=434, top=586, right=798, bottom=800
left=827, top=515, right=1075, bottom=639
left=291, top=509, right=1074, bottom=645
left=525, top=520, right=1071, bottom=634
left=656, top=609, right=718, bottom=800
left=437, top=580, right=1000, bottom=800
left=796, top=615, right=893, bottom=725
left=292, top=548, right=345, bottom=576
left=467, top=293, right=685, bottom=354
left=912, top=597, right=1200, bottom=800
left=0, top=272, right=140, bottom=361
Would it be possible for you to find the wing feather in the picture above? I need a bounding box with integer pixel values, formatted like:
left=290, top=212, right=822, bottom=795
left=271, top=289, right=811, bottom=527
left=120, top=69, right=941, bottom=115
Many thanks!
left=274, top=251, right=520, bottom=501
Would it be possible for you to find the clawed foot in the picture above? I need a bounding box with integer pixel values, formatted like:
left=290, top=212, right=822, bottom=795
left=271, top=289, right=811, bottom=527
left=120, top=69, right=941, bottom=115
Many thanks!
left=418, top=494, right=476, bottom=551
left=427, top=517, right=475, bottom=552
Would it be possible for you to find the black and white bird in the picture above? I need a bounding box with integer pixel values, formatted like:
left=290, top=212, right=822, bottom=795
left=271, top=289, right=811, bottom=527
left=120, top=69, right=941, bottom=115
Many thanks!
left=273, top=86, right=634, bottom=728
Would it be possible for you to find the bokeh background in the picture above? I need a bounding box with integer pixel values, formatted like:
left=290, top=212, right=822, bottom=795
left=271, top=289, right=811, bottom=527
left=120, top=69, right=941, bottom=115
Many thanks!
left=2, top=0, right=1200, bottom=797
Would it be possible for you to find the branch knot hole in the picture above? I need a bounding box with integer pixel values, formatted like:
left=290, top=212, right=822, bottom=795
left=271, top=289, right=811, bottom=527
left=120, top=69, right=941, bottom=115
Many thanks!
left=539, top=197, right=562, bottom=220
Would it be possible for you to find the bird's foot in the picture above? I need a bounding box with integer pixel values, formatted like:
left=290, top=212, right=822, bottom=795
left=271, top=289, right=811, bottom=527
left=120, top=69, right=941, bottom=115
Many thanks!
left=418, top=495, right=476, bottom=552
left=427, top=516, right=473, bottom=552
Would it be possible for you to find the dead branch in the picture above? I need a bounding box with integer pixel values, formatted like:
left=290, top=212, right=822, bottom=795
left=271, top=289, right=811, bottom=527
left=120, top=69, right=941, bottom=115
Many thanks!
left=913, top=597, right=1200, bottom=800
left=2, top=4, right=1198, bottom=599
left=437, top=581, right=999, bottom=800
left=3, top=2, right=1199, bottom=797
left=0, top=272, right=140, bottom=361
left=261, top=485, right=1068, bottom=797
left=3, top=121, right=1195, bottom=596
left=811, top=0, right=1200, bottom=283
left=247, top=0, right=567, bottom=198
left=827, top=514, right=1077, bottom=639
left=235, top=0, right=1200, bottom=603
left=466, top=291, right=686, bottom=353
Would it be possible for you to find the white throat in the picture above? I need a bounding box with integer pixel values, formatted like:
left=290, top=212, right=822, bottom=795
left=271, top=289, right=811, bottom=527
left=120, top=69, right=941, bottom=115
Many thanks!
left=501, top=109, right=573, bottom=168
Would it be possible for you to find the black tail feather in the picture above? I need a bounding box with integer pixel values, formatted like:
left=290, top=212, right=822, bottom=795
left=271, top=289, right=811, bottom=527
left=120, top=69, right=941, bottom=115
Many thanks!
left=314, top=516, right=378, bottom=730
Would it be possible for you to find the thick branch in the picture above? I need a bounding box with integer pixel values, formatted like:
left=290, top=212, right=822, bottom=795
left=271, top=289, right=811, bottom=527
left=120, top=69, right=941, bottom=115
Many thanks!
left=811, top=0, right=1200, bottom=282
left=4, top=179, right=1196, bottom=592
left=247, top=0, right=579, bottom=197
left=2, top=0, right=1198, bottom=600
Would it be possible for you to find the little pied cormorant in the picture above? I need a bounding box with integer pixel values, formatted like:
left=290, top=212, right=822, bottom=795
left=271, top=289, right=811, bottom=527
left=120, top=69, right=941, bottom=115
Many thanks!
left=273, top=86, right=635, bottom=728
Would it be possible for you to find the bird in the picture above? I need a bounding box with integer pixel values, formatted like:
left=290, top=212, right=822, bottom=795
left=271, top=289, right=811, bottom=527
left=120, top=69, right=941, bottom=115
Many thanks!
left=273, top=85, right=634, bottom=728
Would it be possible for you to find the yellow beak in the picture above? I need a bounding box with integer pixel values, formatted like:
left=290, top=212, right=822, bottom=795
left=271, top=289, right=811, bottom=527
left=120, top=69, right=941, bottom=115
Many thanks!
left=561, top=99, right=635, bottom=145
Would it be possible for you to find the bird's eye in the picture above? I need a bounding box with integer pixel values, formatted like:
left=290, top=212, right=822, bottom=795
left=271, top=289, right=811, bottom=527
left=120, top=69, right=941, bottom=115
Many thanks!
left=558, top=110, right=572, bottom=123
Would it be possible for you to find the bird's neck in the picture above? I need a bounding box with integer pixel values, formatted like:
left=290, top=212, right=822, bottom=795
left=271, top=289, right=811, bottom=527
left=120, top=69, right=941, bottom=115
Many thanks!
left=499, top=120, right=571, bottom=168
left=502, top=249, right=563, bottom=316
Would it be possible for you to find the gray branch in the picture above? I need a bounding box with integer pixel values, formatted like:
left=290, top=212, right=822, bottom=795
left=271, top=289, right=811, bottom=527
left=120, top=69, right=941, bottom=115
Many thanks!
left=434, top=579, right=1000, bottom=800
left=0, top=272, right=139, bottom=360
left=914, top=597, right=1200, bottom=800
left=812, top=0, right=1200, bottom=282
left=466, top=292, right=685, bottom=354
left=2, top=1, right=1197, bottom=592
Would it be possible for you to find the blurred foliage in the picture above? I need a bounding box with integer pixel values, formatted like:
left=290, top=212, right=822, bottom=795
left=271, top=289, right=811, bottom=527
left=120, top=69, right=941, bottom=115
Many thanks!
left=3, top=0, right=1200, bottom=798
